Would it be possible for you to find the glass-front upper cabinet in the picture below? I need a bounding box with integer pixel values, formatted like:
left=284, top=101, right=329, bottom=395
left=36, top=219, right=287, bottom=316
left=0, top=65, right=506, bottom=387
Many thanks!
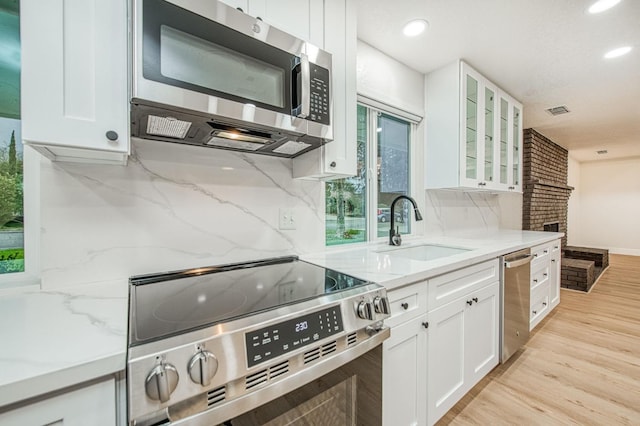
left=460, top=62, right=499, bottom=189
left=497, top=91, right=523, bottom=192
left=425, top=60, right=522, bottom=192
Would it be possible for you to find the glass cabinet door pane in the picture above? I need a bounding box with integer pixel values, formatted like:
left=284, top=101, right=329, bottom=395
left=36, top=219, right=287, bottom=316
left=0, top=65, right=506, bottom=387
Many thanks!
left=512, top=106, right=521, bottom=186
left=465, top=75, right=478, bottom=180
left=499, top=98, right=508, bottom=184
left=484, top=87, right=494, bottom=182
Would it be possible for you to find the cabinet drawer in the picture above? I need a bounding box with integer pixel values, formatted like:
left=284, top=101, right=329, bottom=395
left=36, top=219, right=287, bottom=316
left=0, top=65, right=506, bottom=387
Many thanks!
left=428, top=259, right=499, bottom=311
left=531, top=265, right=550, bottom=291
left=530, top=281, right=550, bottom=329
left=387, top=282, right=427, bottom=328
left=530, top=243, right=552, bottom=270
left=550, top=240, right=561, bottom=253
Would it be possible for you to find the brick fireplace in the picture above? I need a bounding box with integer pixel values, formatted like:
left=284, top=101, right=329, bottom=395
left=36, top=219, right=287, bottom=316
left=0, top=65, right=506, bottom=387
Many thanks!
left=522, top=129, right=573, bottom=248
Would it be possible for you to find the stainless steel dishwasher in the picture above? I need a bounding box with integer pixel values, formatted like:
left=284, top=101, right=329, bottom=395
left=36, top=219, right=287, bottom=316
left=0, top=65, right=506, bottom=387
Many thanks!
left=500, top=248, right=533, bottom=362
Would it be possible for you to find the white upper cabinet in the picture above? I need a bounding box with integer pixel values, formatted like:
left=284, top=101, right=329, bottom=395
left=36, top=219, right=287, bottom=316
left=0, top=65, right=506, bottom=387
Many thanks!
left=222, top=0, right=324, bottom=47
left=425, top=60, right=523, bottom=192
left=21, top=0, right=129, bottom=165
left=293, top=0, right=358, bottom=180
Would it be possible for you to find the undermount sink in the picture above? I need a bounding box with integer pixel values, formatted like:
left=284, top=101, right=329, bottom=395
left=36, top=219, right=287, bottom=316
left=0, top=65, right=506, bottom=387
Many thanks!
left=378, top=244, right=472, bottom=261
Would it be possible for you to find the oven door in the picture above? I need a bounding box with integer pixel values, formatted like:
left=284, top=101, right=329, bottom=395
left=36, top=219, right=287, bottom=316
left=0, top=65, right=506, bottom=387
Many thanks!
left=228, top=344, right=383, bottom=426
left=132, top=0, right=316, bottom=136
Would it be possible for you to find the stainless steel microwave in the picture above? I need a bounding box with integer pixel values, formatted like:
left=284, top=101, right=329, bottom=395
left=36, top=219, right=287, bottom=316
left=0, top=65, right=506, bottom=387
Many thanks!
left=131, top=0, right=333, bottom=158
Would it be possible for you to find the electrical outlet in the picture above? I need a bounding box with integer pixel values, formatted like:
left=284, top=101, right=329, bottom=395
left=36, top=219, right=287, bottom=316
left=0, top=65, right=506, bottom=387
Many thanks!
left=279, top=208, right=296, bottom=230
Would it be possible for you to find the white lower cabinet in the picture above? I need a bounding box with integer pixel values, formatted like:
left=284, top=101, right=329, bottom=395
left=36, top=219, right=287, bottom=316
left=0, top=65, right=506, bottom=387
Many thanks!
left=530, top=239, right=562, bottom=330
left=0, top=378, right=116, bottom=426
left=427, top=280, right=499, bottom=425
left=383, top=313, right=428, bottom=426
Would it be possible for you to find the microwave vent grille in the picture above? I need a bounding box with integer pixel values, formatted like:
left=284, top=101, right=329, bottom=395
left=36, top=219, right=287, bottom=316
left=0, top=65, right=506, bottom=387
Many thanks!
left=147, top=115, right=192, bottom=139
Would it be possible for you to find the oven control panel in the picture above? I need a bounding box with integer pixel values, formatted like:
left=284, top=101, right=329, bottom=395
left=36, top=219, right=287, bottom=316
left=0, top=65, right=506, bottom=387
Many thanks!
left=245, top=305, right=343, bottom=368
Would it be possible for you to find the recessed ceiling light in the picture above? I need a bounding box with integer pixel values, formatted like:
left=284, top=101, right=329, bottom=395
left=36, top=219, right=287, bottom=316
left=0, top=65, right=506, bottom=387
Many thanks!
left=604, top=46, right=632, bottom=59
left=402, top=19, right=429, bottom=37
left=588, top=0, right=621, bottom=14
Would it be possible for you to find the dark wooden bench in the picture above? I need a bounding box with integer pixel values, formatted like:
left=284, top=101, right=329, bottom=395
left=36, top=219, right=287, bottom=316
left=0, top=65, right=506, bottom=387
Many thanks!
left=561, top=257, right=595, bottom=292
left=563, top=246, right=609, bottom=269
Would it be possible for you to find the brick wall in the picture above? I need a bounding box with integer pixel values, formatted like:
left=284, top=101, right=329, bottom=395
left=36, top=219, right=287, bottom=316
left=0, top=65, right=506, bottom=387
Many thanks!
left=522, top=129, right=573, bottom=247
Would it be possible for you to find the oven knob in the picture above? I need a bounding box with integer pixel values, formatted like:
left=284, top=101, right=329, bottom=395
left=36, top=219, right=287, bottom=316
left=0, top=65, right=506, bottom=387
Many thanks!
left=373, top=296, right=390, bottom=315
left=356, top=300, right=373, bottom=320
left=145, top=362, right=179, bottom=403
left=188, top=350, right=218, bottom=387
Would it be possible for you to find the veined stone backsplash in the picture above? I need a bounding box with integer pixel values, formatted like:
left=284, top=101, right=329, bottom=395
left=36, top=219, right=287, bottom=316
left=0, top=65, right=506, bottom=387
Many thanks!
left=39, top=139, right=324, bottom=289
left=38, top=139, right=522, bottom=289
left=424, top=189, right=522, bottom=236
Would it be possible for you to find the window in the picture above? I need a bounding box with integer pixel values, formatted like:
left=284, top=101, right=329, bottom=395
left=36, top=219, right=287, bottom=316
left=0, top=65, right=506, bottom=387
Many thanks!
left=0, top=2, right=39, bottom=288
left=325, top=104, right=414, bottom=246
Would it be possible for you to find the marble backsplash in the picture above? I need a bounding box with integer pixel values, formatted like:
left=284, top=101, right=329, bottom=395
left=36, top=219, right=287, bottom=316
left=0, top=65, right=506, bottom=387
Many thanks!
left=38, top=139, right=522, bottom=289
left=39, top=139, right=324, bottom=289
left=423, top=189, right=523, bottom=237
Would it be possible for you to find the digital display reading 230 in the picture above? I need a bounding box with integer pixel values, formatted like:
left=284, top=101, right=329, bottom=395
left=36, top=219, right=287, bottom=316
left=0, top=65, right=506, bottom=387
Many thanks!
left=245, top=306, right=343, bottom=368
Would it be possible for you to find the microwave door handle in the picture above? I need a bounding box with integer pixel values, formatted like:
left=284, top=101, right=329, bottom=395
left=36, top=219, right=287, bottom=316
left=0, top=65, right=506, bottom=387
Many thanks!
left=299, top=53, right=310, bottom=118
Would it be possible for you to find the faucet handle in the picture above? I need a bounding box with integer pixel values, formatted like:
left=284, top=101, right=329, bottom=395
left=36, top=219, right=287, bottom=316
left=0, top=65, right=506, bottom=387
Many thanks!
left=391, top=227, right=402, bottom=246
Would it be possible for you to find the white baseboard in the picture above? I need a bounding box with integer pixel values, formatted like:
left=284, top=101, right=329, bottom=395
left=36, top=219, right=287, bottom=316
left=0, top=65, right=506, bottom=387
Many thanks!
left=609, top=247, right=640, bottom=256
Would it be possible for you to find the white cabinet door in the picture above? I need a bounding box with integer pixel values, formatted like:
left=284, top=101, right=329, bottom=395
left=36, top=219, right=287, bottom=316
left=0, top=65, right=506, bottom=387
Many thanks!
left=498, top=91, right=523, bottom=192
left=249, top=0, right=324, bottom=46
left=0, top=379, right=115, bottom=426
left=292, top=0, right=357, bottom=179
left=464, top=282, right=500, bottom=388
left=427, top=298, right=466, bottom=425
left=427, top=279, right=500, bottom=425
left=383, top=314, right=428, bottom=426
left=21, top=0, right=129, bottom=164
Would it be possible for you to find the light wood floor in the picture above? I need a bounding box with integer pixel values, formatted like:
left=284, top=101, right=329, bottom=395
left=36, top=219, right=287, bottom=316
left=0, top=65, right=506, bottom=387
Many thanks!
left=438, top=254, right=640, bottom=425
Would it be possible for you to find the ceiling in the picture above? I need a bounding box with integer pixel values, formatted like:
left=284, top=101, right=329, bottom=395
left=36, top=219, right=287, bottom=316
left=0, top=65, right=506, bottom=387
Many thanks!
left=356, top=0, right=640, bottom=162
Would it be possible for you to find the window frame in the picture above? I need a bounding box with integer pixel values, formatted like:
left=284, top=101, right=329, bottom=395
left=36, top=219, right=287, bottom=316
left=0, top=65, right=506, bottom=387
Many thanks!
left=325, top=102, right=421, bottom=247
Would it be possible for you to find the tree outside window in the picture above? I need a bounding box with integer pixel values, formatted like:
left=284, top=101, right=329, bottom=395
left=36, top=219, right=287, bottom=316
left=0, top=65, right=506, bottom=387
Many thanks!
left=0, top=1, right=25, bottom=274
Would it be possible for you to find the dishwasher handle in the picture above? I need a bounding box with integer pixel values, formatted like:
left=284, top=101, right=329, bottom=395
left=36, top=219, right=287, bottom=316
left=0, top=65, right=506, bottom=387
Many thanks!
left=504, top=254, right=533, bottom=268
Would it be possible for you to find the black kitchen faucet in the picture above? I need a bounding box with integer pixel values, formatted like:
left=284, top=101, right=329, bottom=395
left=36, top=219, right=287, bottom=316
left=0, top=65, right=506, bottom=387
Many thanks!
left=389, top=195, right=423, bottom=246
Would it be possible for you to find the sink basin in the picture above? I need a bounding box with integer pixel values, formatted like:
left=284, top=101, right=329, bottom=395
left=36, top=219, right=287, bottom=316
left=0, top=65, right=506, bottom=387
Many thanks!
left=378, top=244, right=471, bottom=261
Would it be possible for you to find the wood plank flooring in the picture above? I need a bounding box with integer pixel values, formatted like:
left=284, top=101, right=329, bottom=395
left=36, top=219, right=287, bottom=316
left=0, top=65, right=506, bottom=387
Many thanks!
left=438, top=254, right=640, bottom=425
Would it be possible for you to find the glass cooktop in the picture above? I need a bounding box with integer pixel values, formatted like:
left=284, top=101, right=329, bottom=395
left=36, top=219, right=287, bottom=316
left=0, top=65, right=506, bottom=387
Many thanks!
left=129, top=256, right=371, bottom=346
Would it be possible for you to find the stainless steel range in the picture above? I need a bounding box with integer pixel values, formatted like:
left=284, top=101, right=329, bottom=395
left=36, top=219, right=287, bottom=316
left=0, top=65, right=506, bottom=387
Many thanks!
left=126, top=256, right=390, bottom=425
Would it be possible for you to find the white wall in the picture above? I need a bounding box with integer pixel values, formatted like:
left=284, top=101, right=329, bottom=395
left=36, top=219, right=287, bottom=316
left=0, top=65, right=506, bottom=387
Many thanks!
left=567, top=155, right=581, bottom=245
left=356, top=40, right=425, bottom=117
left=39, top=139, right=324, bottom=289
left=568, top=156, right=640, bottom=255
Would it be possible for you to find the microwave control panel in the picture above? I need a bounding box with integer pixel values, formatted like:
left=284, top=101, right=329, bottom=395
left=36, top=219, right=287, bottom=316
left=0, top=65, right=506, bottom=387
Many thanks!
left=309, top=64, right=330, bottom=125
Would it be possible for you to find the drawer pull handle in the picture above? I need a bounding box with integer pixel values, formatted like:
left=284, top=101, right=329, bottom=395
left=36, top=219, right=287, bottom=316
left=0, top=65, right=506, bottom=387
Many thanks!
left=544, top=250, right=549, bottom=254
left=466, top=300, right=473, bottom=306
left=422, top=321, right=429, bottom=329
left=544, top=273, right=548, bottom=277
left=533, top=279, right=538, bottom=283
left=401, top=302, right=409, bottom=310
left=552, top=259, right=556, bottom=263
left=543, top=302, right=548, bottom=306
left=533, top=310, right=537, bottom=315
left=472, top=297, right=478, bottom=303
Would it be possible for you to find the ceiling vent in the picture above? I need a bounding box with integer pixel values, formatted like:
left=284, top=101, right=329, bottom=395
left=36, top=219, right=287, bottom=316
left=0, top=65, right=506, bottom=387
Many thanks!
left=546, top=105, right=570, bottom=116
left=597, top=150, right=608, bottom=155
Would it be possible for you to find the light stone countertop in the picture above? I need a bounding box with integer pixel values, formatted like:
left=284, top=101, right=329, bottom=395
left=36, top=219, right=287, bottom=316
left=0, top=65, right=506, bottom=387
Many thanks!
left=0, top=279, right=128, bottom=408
left=0, top=230, right=561, bottom=409
left=301, top=230, right=564, bottom=290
